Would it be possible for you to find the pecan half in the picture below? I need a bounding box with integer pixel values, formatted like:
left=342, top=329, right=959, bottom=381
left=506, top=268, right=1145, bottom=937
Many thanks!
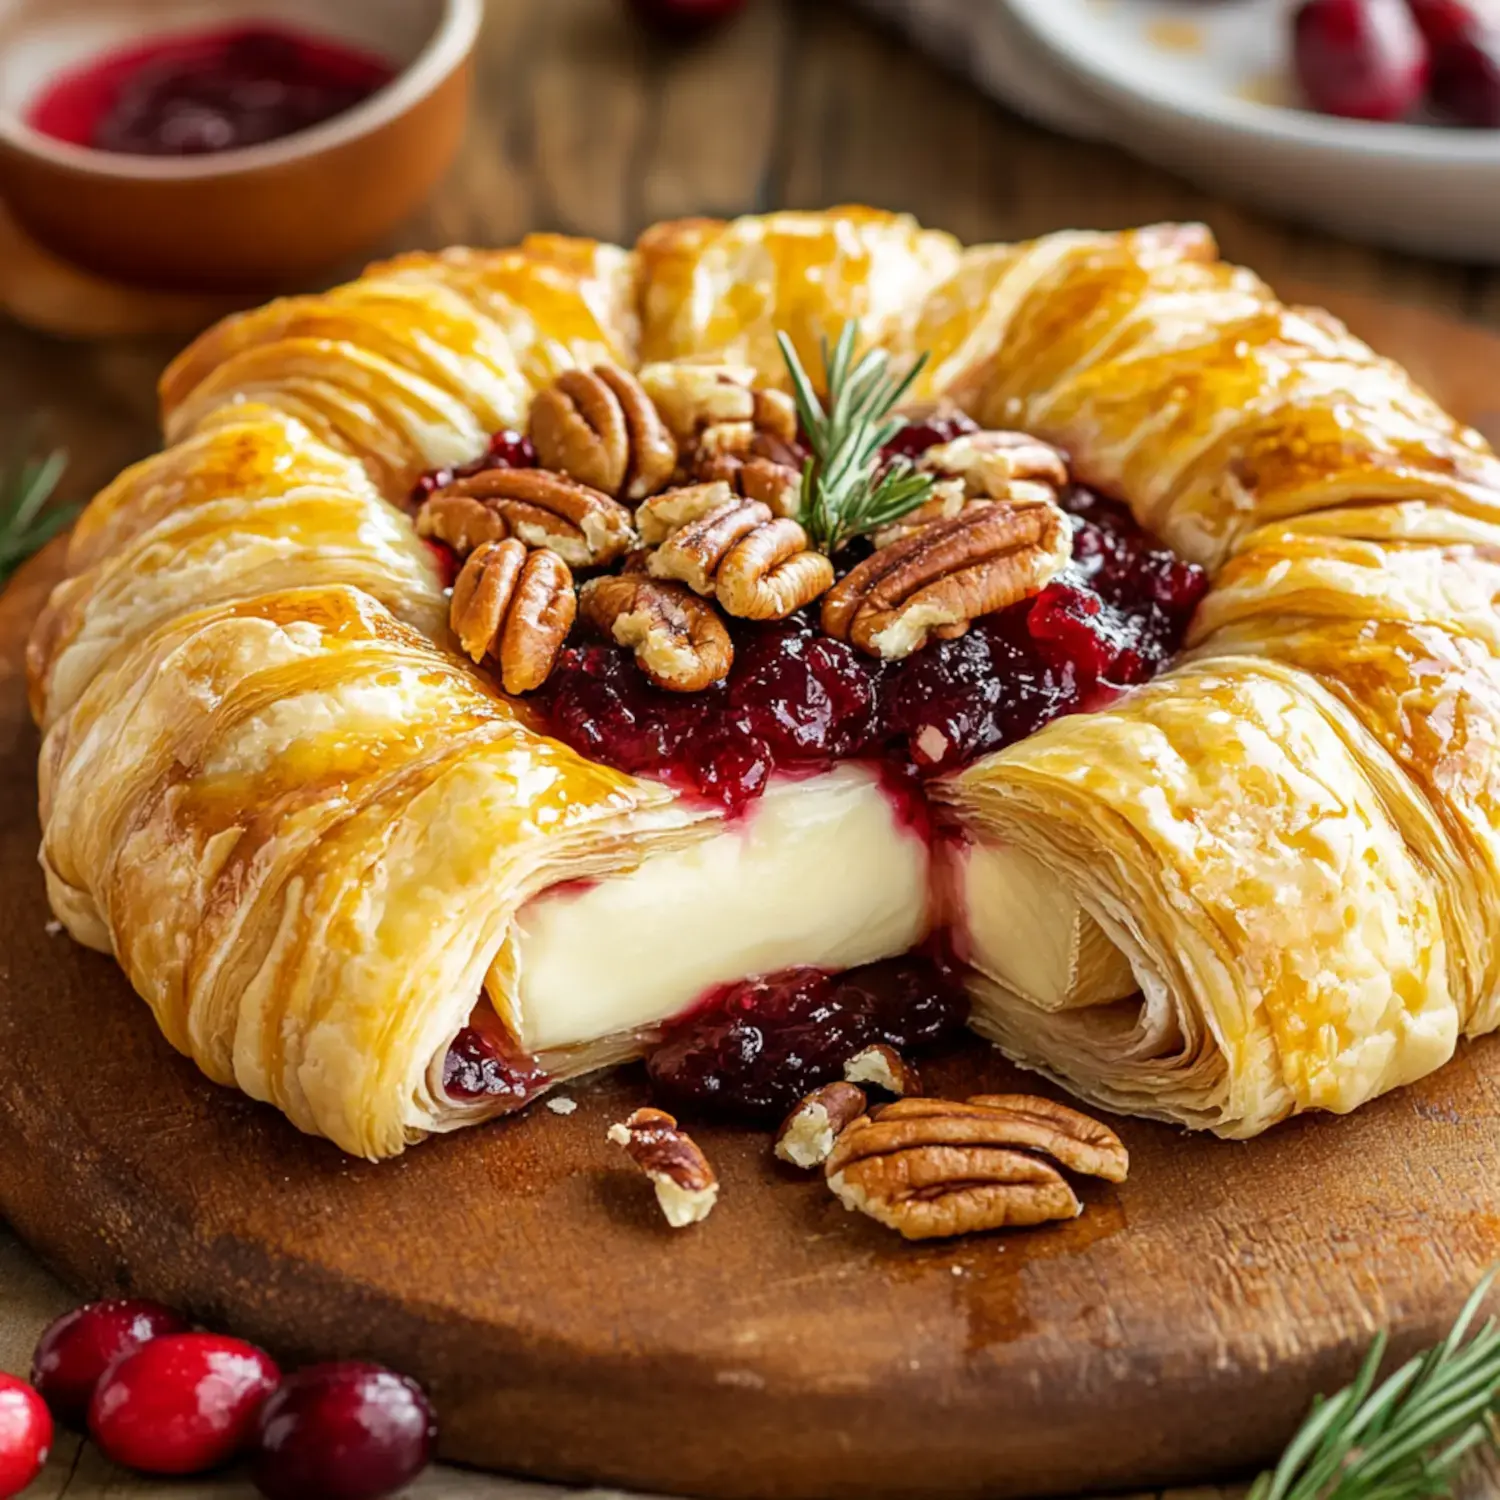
left=648, top=497, right=832, bottom=620
left=649, top=496, right=772, bottom=595
left=579, top=574, right=733, bottom=691
left=825, top=1095, right=1128, bottom=1241
left=843, top=1044, right=922, bottom=1098
left=608, top=1106, right=719, bottom=1227
left=775, top=1082, right=868, bottom=1170
left=713, top=516, right=834, bottom=620
left=417, top=468, right=637, bottom=569
left=822, top=500, right=1073, bottom=659
left=529, top=366, right=678, bottom=502
left=450, top=539, right=576, bottom=693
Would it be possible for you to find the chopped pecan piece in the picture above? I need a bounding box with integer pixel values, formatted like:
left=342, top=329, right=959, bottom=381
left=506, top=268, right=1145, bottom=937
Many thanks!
left=450, top=539, right=576, bottom=694
left=647, top=495, right=832, bottom=621
left=579, top=574, right=733, bottom=691
left=638, top=362, right=757, bottom=444
left=825, top=1095, right=1128, bottom=1241
left=843, top=1044, right=921, bottom=1098
left=920, top=431, right=1070, bottom=504
left=417, top=469, right=637, bottom=569
left=775, top=1082, right=867, bottom=1170
left=694, top=453, right=804, bottom=519
left=529, top=366, right=678, bottom=502
left=822, top=500, right=1073, bottom=660
left=608, top=1106, right=719, bottom=1227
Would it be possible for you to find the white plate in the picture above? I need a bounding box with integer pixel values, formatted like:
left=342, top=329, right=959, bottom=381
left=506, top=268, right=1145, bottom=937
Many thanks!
left=1003, top=0, right=1500, bottom=262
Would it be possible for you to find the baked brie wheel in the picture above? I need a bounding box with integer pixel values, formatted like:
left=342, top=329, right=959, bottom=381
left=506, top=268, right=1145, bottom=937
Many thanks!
left=26, top=210, right=1500, bottom=1159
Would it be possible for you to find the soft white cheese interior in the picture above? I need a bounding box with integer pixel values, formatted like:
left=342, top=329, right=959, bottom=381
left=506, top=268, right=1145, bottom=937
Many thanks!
left=504, top=764, right=931, bottom=1053
left=960, top=840, right=1136, bottom=1013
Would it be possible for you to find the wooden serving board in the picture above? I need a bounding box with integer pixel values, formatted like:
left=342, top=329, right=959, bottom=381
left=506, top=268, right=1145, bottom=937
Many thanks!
left=4, top=290, right=1500, bottom=1500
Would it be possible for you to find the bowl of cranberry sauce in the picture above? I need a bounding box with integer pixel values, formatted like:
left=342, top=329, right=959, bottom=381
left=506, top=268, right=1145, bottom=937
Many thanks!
left=0, top=0, right=481, bottom=288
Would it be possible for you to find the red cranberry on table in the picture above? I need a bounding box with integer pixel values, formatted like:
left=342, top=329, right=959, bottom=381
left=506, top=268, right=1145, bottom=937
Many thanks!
left=0, top=1375, right=51, bottom=1499
left=1292, top=0, right=1431, bottom=120
left=1408, top=0, right=1491, bottom=49
left=89, top=1332, right=280, bottom=1475
left=31, top=1297, right=190, bottom=1428
left=627, top=0, right=750, bottom=35
left=251, top=1361, right=437, bottom=1500
left=1429, top=24, right=1500, bottom=122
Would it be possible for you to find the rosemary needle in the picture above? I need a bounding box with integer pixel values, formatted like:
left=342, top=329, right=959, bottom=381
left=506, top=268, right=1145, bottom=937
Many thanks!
left=0, top=440, right=72, bottom=584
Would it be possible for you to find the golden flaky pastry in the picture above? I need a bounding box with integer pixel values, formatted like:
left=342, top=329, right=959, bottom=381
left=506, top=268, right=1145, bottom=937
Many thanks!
left=25, top=209, right=1500, bottom=1156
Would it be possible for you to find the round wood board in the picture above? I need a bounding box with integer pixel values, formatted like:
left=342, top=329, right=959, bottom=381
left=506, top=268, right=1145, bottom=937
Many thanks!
left=4, top=288, right=1500, bottom=1500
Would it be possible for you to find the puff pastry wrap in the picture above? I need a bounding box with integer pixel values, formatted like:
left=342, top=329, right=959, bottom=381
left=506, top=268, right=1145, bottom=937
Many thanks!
left=26, top=209, right=1500, bottom=1155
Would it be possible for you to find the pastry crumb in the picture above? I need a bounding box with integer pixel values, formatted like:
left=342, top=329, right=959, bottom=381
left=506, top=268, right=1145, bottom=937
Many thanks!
left=546, top=1096, right=578, bottom=1115
left=44, top=920, right=62, bottom=937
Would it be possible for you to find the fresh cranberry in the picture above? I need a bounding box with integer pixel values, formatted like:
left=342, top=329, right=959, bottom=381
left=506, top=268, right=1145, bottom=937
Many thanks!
left=627, top=0, right=749, bottom=35
left=1293, top=0, right=1430, bottom=119
left=90, top=1333, right=280, bottom=1476
left=442, top=1027, right=547, bottom=1105
left=647, top=956, right=969, bottom=1119
left=422, top=539, right=459, bottom=591
left=1408, top=0, right=1488, bottom=48
left=251, top=1362, right=436, bottom=1500
left=410, top=429, right=536, bottom=508
left=31, top=1299, right=190, bottom=1428
left=879, top=409, right=981, bottom=464
left=1430, top=24, right=1500, bottom=121
left=0, top=1375, right=51, bottom=1499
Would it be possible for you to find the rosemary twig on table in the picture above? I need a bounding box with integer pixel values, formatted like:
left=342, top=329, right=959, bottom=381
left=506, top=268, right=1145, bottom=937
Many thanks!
left=0, top=439, right=72, bottom=583
left=1250, top=1270, right=1500, bottom=1500
left=777, top=320, right=933, bottom=555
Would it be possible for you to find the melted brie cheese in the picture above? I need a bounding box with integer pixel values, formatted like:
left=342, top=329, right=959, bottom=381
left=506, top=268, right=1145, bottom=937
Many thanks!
left=505, top=764, right=931, bottom=1052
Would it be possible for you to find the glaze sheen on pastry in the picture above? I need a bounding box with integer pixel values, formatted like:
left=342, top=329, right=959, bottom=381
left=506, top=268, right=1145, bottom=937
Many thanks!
left=27, top=209, right=1500, bottom=1157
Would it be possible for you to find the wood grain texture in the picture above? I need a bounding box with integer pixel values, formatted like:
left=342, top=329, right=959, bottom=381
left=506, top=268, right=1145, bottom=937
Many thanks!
left=7, top=2, right=1500, bottom=1496
left=2, top=289, right=1500, bottom=1498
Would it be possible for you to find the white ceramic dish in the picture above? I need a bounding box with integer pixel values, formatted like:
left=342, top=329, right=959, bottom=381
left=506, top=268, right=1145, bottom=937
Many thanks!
left=1003, top=0, right=1500, bottom=263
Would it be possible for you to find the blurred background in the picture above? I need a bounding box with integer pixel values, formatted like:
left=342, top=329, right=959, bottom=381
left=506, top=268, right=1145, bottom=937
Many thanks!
left=1, top=0, right=1499, bottom=542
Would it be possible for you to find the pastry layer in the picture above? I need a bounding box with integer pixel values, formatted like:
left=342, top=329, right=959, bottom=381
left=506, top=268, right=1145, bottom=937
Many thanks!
left=497, top=765, right=932, bottom=1053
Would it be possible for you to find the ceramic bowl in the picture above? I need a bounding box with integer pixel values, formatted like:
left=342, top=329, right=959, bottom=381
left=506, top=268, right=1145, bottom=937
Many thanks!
left=0, top=0, right=482, bottom=290
left=1003, top=0, right=1500, bottom=264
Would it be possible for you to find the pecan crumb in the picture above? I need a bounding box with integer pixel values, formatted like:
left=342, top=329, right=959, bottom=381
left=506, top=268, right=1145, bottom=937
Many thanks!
left=609, top=1106, right=719, bottom=1227
left=774, top=1082, right=867, bottom=1170
left=843, top=1044, right=921, bottom=1098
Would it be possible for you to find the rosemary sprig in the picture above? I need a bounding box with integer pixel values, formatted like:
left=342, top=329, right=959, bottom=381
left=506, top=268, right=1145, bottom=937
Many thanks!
left=0, top=438, right=72, bottom=583
left=777, top=321, right=933, bottom=555
left=1250, top=1270, right=1500, bottom=1500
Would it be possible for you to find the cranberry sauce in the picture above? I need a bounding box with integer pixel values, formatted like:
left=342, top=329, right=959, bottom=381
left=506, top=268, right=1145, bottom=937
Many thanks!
left=27, top=26, right=395, bottom=156
left=532, top=485, right=1208, bottom=813
left=442, top=1024, right=547, bottom=1107
left=647, top=955, right=970, bottom=1120
left=411, top=429, right=537, bottom=509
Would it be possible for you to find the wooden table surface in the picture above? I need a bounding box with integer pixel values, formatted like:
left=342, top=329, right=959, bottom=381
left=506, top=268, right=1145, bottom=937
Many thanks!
left=6, top=0, right=1500, bottom=1494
